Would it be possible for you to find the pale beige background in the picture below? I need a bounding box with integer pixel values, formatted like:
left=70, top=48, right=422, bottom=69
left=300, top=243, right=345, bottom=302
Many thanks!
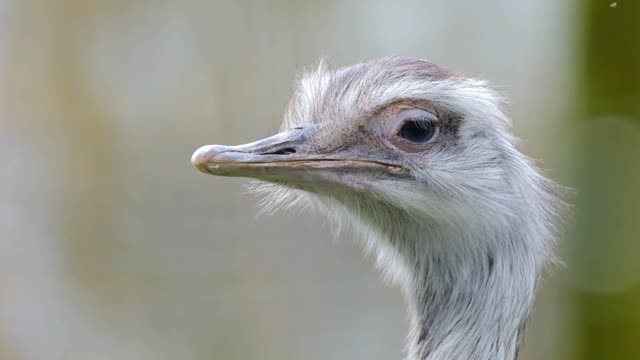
left=0, top=1, right=605, bottom=359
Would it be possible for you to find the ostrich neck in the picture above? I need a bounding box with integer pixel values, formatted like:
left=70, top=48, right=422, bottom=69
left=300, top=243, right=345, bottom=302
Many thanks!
left=386, top=226, right=540, bottom=360
left=324, top=186, right=551, bottom=359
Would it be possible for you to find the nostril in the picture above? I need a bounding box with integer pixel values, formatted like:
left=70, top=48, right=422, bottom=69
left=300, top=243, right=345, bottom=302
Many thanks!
left=261, top=147, right=296, bottom=155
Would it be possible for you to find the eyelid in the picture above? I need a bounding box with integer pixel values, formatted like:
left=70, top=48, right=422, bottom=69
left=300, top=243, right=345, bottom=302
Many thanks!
left=402, top=116, right=437, bottom=126
left=398, top=108, right=437, bottom=120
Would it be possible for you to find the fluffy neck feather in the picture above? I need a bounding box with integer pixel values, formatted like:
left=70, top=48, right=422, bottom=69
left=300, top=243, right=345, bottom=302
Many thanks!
left=353, top=213, right=546, bottom=360
left=405, top=228, right=538, bottom=360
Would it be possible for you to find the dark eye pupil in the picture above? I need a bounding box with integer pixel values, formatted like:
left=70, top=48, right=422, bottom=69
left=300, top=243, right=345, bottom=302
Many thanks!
left=399, top=120, right=435, bottom=143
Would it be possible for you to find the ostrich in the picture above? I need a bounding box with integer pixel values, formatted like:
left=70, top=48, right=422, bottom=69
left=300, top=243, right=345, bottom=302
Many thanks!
left=191, top=57, right=562, bottom=360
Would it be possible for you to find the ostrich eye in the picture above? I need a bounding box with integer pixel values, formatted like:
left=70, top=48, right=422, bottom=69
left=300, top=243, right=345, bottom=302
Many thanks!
left=398, top=119, right=436, bottom=143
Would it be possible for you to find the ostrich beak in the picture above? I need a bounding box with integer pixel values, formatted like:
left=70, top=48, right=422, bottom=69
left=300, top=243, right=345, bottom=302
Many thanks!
left=191, top=127, right=405, bottom=185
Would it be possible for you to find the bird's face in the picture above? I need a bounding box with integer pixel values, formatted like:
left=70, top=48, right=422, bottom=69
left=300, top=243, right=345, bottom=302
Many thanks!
left=193, top=58, right=516, bottom=228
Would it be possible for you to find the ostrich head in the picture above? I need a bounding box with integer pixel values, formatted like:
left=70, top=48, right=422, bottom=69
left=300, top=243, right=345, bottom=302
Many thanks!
left=192, top=57, right=562, bottom=360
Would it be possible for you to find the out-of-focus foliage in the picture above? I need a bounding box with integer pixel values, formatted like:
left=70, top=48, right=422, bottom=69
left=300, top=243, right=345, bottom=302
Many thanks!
left=569, top=1, right=640, bottom=359
left=0, top=1, right=637, bottom=359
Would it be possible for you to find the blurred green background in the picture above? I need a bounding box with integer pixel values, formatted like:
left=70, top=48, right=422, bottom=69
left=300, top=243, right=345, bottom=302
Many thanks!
left=1, top=1, right=638, bottom=359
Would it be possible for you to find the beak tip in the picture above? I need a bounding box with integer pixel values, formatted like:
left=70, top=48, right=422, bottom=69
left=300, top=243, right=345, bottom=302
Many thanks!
left=191, top=145, right=216, bottom=173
